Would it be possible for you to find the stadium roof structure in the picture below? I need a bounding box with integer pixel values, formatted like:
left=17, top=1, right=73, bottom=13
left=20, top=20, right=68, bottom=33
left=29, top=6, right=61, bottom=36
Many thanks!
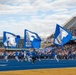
left=63, top=17, right=76, bottom=29
left=63, top=17, right=76, bottom=40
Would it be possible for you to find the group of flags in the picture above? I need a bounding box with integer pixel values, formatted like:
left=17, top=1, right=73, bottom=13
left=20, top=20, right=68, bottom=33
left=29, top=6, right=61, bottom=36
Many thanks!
left=3, top=29, right=41, bottom=49
left=2, top=24, right=72, bottom=50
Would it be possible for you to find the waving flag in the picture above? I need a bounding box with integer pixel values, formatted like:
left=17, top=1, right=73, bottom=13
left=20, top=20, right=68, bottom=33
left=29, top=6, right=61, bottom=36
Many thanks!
left=53, top=24, right=72, bottom=46
left=24, top=29, right=41, bottom=49
left=3, top=31, right=20, bottom=48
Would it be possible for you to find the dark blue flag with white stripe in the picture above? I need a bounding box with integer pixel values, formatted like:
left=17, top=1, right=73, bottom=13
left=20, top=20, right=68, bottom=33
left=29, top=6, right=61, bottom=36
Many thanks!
left=24, top=29, right=41, bottom=49
left=3, top=31, right=20, bottom=48
left=53, top=24, right=72, bottom=47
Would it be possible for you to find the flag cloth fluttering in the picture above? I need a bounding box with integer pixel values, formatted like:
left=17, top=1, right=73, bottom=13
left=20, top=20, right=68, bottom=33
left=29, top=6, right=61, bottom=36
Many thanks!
left=53, top=24, right=72, bottom=48
left=3, top=31, right=20, bottom=48
left=24, top=29, right=41, bottom=49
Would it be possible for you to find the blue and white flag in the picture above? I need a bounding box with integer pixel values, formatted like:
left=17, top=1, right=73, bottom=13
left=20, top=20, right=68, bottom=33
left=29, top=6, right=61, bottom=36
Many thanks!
left=24, top=29, right=41, bottom=49
left=53, top=24, right=72, bottom=46
left=3, top=31, right=20, bottom=48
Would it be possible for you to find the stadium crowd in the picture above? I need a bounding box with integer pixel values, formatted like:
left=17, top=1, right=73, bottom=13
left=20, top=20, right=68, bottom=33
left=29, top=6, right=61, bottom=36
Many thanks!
left=68, top=27, right=76, bottom=36
left=0, top=42, right=76, bottom=62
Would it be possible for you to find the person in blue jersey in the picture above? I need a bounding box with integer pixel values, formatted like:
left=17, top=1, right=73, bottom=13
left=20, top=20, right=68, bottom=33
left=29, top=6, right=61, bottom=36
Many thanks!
left=14, top=51, right=19, bottom=62
left=68, top=50, right=73, bottom=59
left=26, top=51, right=31, bottom=62
left=31, top=48, right=37, bottom=64
left=3, top=51, right=8, bottom=62
left=51, top=50, right=59, bottom=62
left=18, top=51, right=24, bottom=62
left=21, top=50, right=27, bottom=61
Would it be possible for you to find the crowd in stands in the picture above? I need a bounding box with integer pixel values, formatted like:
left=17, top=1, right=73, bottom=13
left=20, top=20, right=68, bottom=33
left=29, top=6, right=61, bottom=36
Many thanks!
left=56, top=43, right=76, bottom=59
left=68, top=27, right=76, bottom=36
left=0, top=42, right=76, bottom=61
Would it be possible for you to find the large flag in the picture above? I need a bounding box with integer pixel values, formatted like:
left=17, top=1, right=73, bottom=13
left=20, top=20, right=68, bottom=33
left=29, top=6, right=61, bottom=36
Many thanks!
left=53, top=24, right=72, bottom=47
left=3, top=31, right=20, bottom=48
left=24, top=29, right=41, bottom=49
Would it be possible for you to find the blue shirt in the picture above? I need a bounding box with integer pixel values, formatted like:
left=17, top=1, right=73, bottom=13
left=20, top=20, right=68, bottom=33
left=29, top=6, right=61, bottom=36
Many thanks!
left=31, top=51, right=37, bottom=57
left=4, top=52, right=7, bottom=56
left=15, top=51, right=19, bottom=56
left=51, top=51, right=57, bottom=57
left=26, top=52, right=30, bottom=56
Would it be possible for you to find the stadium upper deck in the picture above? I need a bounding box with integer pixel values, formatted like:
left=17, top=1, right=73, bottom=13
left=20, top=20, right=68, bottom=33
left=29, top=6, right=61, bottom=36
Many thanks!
left=63, top=17, right=76, bottom=29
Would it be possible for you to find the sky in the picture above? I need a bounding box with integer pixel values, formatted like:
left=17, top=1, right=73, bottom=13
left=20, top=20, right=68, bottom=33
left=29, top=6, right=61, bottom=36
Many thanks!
left=0, top=0, right=76, bottom=38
